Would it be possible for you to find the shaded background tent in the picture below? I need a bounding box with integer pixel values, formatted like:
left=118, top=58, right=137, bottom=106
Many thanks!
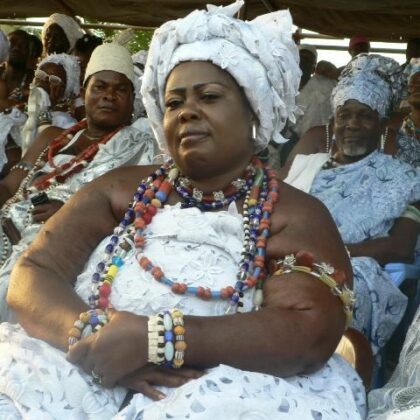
left=0, top=0, right=419, bottom=41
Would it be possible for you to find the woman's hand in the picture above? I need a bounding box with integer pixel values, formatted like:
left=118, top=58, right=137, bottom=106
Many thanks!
left=119, top=365, right=204, bottom=401
left=31, top=200, right=64, bottom=223
left=66, top=310, right=148, bottom=387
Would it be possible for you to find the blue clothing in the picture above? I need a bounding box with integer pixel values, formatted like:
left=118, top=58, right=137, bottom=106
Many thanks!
left=310, top=151, right=420, bottom=355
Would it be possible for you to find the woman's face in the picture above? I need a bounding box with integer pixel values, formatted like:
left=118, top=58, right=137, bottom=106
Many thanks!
left=34, top=62, right=67, bottom=105
left=44, top=24, right=70, bottom=55
left=334, top=99, right=383, bottom=161
left=163, top=61, right=254, bottom=179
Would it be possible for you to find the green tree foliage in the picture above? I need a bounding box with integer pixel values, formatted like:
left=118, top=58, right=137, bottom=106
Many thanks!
left=89, top=25, right=153, bottom=53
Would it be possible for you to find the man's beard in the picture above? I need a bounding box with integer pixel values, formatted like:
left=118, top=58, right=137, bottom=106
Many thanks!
left=342, top=143, right=368, bottom=157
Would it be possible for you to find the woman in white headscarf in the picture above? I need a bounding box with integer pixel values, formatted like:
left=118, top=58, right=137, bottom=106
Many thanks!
left=42, top=13, right=84, bottom=55
left=21, top=53, right=81, bottom=152
left=0, top=2, right=365, bottom=419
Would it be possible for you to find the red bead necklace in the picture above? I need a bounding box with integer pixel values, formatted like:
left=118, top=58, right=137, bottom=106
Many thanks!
left=31, top=120, right=123, bottom=191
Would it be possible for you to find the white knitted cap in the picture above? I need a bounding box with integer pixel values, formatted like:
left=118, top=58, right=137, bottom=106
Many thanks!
left=83, top=42, right=135, bottom=85
left=42, top=13, right=84, bottom=51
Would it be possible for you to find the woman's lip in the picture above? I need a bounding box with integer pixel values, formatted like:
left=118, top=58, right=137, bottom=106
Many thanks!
left=179, top=133, right=208, bottom=145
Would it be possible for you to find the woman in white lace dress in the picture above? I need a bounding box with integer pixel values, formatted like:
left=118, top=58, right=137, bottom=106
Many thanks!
left=0, top=2, right=366, bottom=418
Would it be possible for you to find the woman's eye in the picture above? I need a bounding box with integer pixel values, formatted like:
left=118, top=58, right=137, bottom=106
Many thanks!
left=165, top=99, right=182, bottom=109
left=201, top=93, right=219, bottom=101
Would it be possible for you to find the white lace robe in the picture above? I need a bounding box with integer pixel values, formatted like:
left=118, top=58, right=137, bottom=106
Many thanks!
left=0, top=205, right=366, bottom=419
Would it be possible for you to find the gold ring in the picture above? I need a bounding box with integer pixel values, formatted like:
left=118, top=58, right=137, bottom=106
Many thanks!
left=91, top=370, right=102, bottom=385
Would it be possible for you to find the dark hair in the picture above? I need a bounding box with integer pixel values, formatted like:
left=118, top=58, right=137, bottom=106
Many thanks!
left=28, top=35, right=43, bottom=59
left=74, top=34, right=103, bottom=54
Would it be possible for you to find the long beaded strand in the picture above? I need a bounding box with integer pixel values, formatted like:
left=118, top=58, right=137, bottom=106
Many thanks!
left=88, top=160, right=279, bottom=313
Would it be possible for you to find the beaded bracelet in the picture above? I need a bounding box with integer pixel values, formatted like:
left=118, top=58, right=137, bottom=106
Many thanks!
left=171, top=308, right=186, bottom=369
left=68, top=309, right=108, bottom=347
left=272, top=251, right=355, bottom=328
left=147, top=313, right=165, bottom=364
left=147, top=308, right=186, bottom=368
left=9, top=161, right=34, bottom=173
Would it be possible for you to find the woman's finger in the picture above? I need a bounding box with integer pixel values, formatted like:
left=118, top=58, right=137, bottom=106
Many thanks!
left=163, top=367, right=204, bottom=380
left=66, top=338, right=90, bottom=363
left=132, top=381, right=166, bottom=401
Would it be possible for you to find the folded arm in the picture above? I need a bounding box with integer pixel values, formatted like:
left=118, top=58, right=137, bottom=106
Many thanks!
left=346, top=206, right=420, bottom=265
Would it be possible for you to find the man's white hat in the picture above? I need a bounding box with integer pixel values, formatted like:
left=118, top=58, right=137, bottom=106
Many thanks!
left=84, top=35, right=135, bottom=85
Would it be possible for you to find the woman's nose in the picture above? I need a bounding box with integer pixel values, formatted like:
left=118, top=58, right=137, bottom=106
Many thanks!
left=177, top=101, right=200, bottom=122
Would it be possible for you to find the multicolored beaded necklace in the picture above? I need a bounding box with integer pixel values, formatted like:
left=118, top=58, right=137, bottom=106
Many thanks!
left=31, top=119, right=122, bottom=191
left=88, top=158, right=279, bottom=313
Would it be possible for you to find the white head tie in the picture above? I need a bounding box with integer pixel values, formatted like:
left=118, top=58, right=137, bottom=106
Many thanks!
left=332, top=53, right=403, bottom=119
left=42, top=13, right=84, bottom=51
left=405, top=57, right=420, bottom=81
left=141, top=0, right=301, bottom=152
left=0, top=30, right=9, bottom=63
left=38, top=53, right=81, bottom=99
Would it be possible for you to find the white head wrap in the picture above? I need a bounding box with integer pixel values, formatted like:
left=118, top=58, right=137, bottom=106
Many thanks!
left=299, top=44, right=318, bottom=60
left=38, top=53, right=81, bottom=99
left=331, top=53, right=403, bottom=119
left=132, top=51, right=148, bottom=119
left=405, top=57, right=420, bottom=81
left=42, top=14, right=84, bottom=51
left=141, top=0, right=301, bottom=152
left=0, top=30, right=9, bottom=63
left=84, top=42, right=135, bottom=86
left=132, top=50, right=148, bottom=71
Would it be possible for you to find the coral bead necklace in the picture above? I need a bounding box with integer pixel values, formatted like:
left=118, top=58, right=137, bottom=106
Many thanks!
left=88, top=158, right=279, bottom=313
left=30, top=119, right=123, bottom=191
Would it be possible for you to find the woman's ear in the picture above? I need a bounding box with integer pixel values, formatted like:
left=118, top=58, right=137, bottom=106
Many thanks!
left=80, top=87, right=86, bottom=102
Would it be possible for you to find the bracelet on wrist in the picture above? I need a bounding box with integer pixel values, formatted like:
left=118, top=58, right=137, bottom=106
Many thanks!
left=147, top=308, right=186, bottom=368
left=68, top=308, right=108, bottom=348
left=272, top=251, right=355, bottom=328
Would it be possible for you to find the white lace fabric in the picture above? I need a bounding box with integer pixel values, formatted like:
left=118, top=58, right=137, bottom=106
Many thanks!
left=368, top=307, right=420, bottom=419
left=0, top=206, right=366, bottom=419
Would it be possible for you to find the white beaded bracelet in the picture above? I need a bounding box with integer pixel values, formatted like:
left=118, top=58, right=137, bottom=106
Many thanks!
left=147, top=313, right=165, bottom=364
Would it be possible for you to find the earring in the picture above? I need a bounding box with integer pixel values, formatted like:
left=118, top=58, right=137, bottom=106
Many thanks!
left=251, top=123, right=257, bottom=141
left=379, top=127, right=388, bottom=152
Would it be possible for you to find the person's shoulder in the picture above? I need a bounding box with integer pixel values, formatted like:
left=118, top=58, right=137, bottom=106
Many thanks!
left=97, top=164, right=160, bottom=187
left=83, top=164, right=161, bottom=208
